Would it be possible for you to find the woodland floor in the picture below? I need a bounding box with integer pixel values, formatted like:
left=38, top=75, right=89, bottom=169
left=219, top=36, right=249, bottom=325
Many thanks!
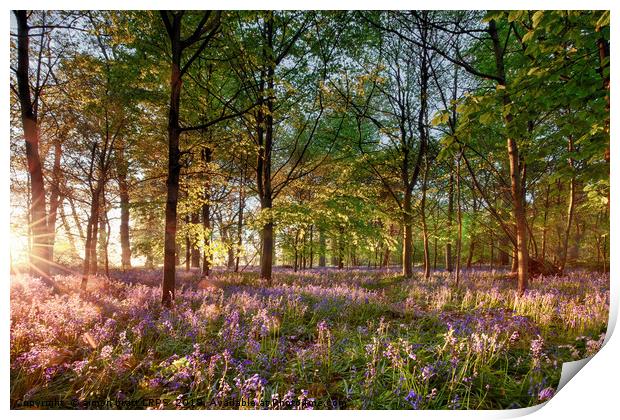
left=10, top=267, right=609, bottom=409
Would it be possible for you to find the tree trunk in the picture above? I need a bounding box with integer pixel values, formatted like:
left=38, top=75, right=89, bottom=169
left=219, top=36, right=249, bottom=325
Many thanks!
left=511, top=245, right=518, bottom=272
left=145, top=253, right=154, bottom=269
left=162, top=17, right=183, bottom=306
left=466, top=195, right=478, bottom=269
left=47, top=140, right=63, bottom=264
left=293, top=229, right=299, bottom=272
left=402, top=190, right=413, bottom=277
left=98, top=208, right=107, bottom=273
left=455, top=152, right=463, bottom=286
left=318, top=227, right=326, bottom=267
left=118, top=148, right=131, bottom=270
left=383, top=226, right=394, bottom=268
left=489, top=236, right=494, bottom=269
left=466, top=239, right=475, bottom=269
left=445, top=167, right=454, bottom=272
left=260, top=221, right=274, bottom=280
left=189, top=211, right=201, bottom=268
left=559, top=136, right=576, bottom=275
left=499, top=237, right=510, bottom=266
left=302, top=230, right=307, bottom=270
left=235, top=168, right=245, bottom=272
left=597, top=36, right=610, bottom=205
left=59, top=204, right=78, bottom=258
left=338, top=226, right=344, bottom=269
left=421, top=159, right=431, bottom=279
left=490, top=19, right=528, bottom=293
left=15, top=11, right=50, bottom=279
left=103, top=210, right=111, bottom=278
left=258, top=13, right=275, bottom=284
left=68, top=195, right=85, bottom=243
left=201, top=147, right=212, bottom=277
left=185, top=215, right=191, bottom=272
left=568, top=220, right=585, bottom=263
left=309, top=224, right=314, bottom=269
left=225, top=227, right=235, bottom=270
left=541, top=183, right=550, bottom=262
left=508, top=138, right=529, bottom=293
left=81, top=182, right=102, bottom=289
left=433, top=236, right=438, bottom=271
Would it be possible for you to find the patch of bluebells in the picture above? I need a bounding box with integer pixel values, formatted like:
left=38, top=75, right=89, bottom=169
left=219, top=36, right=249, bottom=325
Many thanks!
left=405, top=390, right=422, bottom=409
left=9, top=268, right=609, bottom=409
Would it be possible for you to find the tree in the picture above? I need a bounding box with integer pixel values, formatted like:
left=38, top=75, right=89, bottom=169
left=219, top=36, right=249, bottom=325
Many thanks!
left=159, top=11, right=221, bottom=306
left=13, top=11, right=51, bottom=279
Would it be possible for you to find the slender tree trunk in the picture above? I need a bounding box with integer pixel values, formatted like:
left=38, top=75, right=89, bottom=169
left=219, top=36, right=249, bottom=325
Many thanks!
left=445, top=168, right=454, bottom=272
left=161, top=16, right=183, bottom=306
left=499, top=237, right=509, bottom=266
left=541, top=183, right=550, bottom=262
left=559, top=136, right=576, bottom=275
left=602, top=228, right=608, bottom=273
left=257, top=12, right=276, bottom=284
left=15, top=11, right=50, bottom=279
left=490, top=236, right=494, bottom=269
left=302, top=230, right=307, bottom=270
left=466, top=195, right=478, bottom=269
left=568, top=220, right=585, bottom=263
left=47, top=140, right=62, bottom=264
left=597, top=36, right=610, bottom=205
left=309, top=224, right=314, bottom=269
left=318, top=227, right=326, bottom=267
left=81, top=182, right=102, bottom=289
left=402, top=190, right=413, bottom=277
left=466, top=240, right=475, bottom=269
left=145, top=253, right=154, bottom=269
left=293, top=229, right=299, bottom=272
left=118, top=148, right=131, bottom=270
left=511, top=244, right=518, bottom=272
left=189, top=211, right=201, bottom=268
left=201, top=148, right=212, bottom=276
left=382, top=226, right=393, bottom=268
left=235, top=169, right=245, bottom=272
left=98, top=207, right=107, bottom=273
left=490, top=19, right=528, bottom=293
left=103, top=210, right=111, bottom=278
left=90, top=202, right=99, bottom=275
left=338, top=226, right=344, bottom=269
left=509, top=140, right=529, bottom=293
left=59, top=204, right=78, bottom=258
left=185, top=215, right=191, bottom=272
left=455, top=152, right=463, bottom=286
left=260, top=220, right=274, bottom=279
left=433, top=236, right=438, bottom=271
left=225, top=227, right=235, bottom=269
left=421, top=160, right=431, bottom=279
left=445, top=59, right=459, bottom=273
left=68, top=195, right=85, bottom=243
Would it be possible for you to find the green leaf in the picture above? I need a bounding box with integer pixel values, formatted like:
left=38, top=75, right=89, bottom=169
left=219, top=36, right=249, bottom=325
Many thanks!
left=431, top=111, right=449, bottom=126
left=483, top=11, right=505, bottom=23
left=596, top=11, right=610, bottom=31
left=532, top=11, right=545, bottom=28
left=508, top=11, right=525, bottom=23
left=479, top=113, right=493, bottom=124
left=522, top=30, right=535, bottom=44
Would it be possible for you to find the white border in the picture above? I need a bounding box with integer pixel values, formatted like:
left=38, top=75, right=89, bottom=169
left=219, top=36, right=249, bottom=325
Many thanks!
left=3, top=2, right=617, bottom=419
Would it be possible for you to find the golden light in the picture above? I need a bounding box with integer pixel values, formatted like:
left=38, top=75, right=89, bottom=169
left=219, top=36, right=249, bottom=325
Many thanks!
left=10, top=228, right=31, bottom=269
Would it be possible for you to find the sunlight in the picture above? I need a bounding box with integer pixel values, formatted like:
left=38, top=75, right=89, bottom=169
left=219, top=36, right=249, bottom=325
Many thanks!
left=9, top=229, right=30, bottom=268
